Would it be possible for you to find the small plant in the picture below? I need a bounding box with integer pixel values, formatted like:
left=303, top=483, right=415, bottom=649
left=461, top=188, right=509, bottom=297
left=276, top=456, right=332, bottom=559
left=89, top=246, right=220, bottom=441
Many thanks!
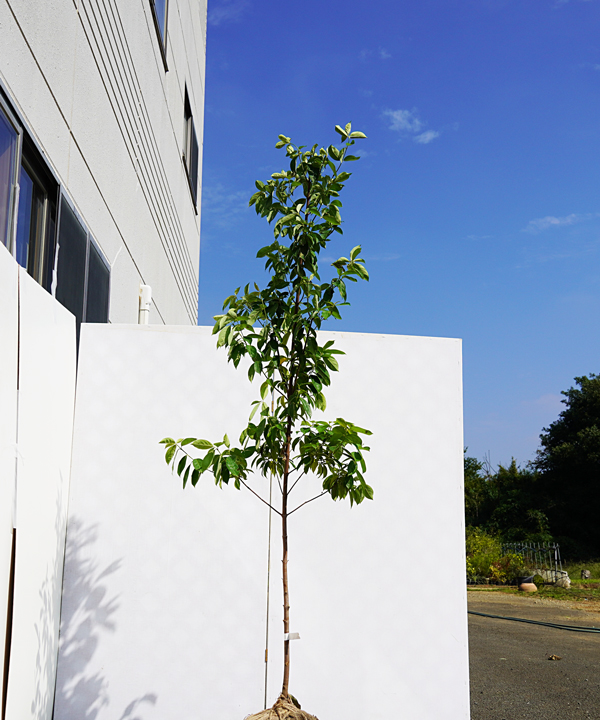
left=161, top=124, right=372, bottom=719
left=466, top=528, right=525, bottom=583
left=489, top=553, right=526, bottom=584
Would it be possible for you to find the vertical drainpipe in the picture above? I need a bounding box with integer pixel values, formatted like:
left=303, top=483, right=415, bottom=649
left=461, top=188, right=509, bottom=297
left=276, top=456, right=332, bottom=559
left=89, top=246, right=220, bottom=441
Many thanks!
left=138, top=284, right=151, bottom=325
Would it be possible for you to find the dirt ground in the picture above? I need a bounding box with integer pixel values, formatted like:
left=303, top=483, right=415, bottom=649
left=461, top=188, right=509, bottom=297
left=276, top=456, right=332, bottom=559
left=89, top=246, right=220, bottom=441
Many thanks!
left=468, top=590, right=600, bottom=720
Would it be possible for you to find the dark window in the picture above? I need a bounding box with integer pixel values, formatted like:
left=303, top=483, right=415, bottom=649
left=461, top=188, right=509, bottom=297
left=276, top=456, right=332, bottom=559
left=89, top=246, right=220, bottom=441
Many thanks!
left=55, top=196, right=111, bottom=342
left=1, top=88, right=110, bottom=335
left=85, top=241, right=110, bottom=323
left=183, top=88, right=199, bottom=207
left=150, top=0, right=169, bottom=68
left=55, top=199, right=88, bottom=332
left=0, top=101, right=20, bottom=250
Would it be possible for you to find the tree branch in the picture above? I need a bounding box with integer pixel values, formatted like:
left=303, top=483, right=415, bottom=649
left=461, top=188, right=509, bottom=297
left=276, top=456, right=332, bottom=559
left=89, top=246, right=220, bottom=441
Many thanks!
left=239, top=478, right=282, bottom=516
left=288, top=491, right=327, bottom=516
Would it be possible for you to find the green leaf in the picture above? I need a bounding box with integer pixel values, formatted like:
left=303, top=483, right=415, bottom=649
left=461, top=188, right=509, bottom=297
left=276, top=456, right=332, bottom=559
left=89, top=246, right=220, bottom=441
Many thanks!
left=159, top=437, right=175, bottom=445
left=223, top=434, right=231, bottom=448
left=325, top=356, right=339, bottom=371
left=165, top=445, right=176, bottom=464
left=177, top=456, right=187, bottom=476
left=191, top=439, right=213, bottom=449
left=343, top=155, right=360, bottom=162
left=200, top=451, right=215, bottom=472
left=349, top=131, right=367, bottom=139
left=217, top=326, right=228, bottom=348
left=225, top=456, right=239, bottom=476
left=334, top=125, right=348, bottom=139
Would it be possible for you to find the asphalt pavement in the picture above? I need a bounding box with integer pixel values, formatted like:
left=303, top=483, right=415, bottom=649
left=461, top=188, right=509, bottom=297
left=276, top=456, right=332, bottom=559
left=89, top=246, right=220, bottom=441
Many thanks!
left=468, top=591, right=600, bottom=720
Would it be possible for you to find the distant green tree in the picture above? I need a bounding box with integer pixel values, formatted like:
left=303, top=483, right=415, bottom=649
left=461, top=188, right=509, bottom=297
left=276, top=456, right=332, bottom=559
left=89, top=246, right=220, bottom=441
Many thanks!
left=485, top=460, right=551, bottom=543
left=464, top=452, right=488, bottom=526
left=464, top=452, right=551, bottom=543
left=534, top=374, right=600, bottom=557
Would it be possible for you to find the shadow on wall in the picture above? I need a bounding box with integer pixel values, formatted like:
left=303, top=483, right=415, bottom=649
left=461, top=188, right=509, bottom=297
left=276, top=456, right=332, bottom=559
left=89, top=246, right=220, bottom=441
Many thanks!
left=31, top=489, right=66, bottom=718
left=53, top=518, right=157, bottom=719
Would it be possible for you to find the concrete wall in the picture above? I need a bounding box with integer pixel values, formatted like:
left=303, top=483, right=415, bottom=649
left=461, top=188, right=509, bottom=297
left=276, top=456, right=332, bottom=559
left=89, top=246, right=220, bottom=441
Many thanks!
left=0, top=0, right=206, bottom=324
left=0, top=242, right=77, bottom=720
left=56, top=324, right=469, bottom=720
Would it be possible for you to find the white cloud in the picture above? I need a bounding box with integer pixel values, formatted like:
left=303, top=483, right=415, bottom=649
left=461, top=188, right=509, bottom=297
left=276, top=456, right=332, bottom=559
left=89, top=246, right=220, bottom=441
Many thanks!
left=414, top=130, right=440, bottom=144
left=383, top=108, right=442, bottom=145
left=382, top=108, right=423, bottom=133
left=360, top=48, right=392, bottom=61
left=208, top=0, right=250, bottom=26
left=202, top=183, right=249, bottom=227
left=522, top=212, right=598, bottom=233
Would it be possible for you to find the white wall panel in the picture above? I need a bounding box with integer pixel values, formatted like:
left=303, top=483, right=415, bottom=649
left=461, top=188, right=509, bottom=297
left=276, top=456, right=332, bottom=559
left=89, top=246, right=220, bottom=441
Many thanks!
left=265, top=331, right=468, bottom=719
left=56, top=325, right=469, bottom=720
left=4, top=269, right=76, bottom=720
left=0, top=243, right=18, bottom=704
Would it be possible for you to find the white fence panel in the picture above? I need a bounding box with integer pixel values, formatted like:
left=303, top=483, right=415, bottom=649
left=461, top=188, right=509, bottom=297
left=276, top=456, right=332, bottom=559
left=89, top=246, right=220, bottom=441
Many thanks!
left=0, top=243, right=18, bottom=705
left=4, top=268, right=76, bottom=720
left=56, top=324, right=468, bottom=720
left=265, top=331, right=468, bottom=719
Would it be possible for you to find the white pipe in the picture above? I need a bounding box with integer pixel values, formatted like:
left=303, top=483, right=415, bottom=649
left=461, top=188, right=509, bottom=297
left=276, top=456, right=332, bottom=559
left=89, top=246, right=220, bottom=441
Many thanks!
left=138, top=284, right=152, bottom=325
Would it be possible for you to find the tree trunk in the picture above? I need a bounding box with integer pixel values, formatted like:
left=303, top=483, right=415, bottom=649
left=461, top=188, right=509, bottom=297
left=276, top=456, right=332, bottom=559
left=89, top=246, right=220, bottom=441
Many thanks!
left=281, top=429, right=292, bottom=698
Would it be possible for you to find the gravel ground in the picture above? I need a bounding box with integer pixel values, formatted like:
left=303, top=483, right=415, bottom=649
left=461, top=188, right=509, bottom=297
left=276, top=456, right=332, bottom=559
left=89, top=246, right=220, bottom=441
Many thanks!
left=468, top=590, right=600, bottom=720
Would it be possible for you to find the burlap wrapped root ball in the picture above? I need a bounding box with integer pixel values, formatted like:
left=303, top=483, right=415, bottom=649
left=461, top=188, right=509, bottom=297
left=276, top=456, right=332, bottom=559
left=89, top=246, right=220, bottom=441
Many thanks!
left=245, top=695, right=319, bottom=720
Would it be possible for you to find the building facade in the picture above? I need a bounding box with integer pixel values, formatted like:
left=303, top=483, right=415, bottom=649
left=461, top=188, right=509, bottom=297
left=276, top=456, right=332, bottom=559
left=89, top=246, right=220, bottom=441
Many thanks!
left=0, top=0, right=206, bottom=328
left=1, top=2, right=206, bottom=718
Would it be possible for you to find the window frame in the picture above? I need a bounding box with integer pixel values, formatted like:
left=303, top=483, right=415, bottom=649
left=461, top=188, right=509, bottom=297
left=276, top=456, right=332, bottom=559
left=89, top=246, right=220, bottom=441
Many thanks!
left=0, top=94, right=23, bottom=255
left=56, top=192, right=111, bottom=325
left=16, top=140, right=58, bottom=288
left=149, top=0, right=169, bottom=71
left=1, top=80, right=112, bottom=331
left=182, top=87, right=199, bottom=212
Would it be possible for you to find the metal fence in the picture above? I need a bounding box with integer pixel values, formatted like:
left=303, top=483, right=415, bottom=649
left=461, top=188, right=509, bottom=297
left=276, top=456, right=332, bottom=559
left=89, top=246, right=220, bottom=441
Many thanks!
left=502, top=541, right=563, bottom=581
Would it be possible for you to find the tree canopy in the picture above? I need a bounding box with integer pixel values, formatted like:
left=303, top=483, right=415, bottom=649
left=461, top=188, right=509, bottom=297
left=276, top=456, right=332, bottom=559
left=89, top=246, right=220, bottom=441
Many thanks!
left=533, top=374, right=600, bottom=556
left=465, top=373, right=600, bottom=559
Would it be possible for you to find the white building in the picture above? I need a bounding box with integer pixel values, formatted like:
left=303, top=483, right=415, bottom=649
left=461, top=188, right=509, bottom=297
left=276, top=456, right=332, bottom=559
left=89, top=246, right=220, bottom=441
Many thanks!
left=1, top=2, right=207, bottom=718
left=0, top=0, right=206, bottom=328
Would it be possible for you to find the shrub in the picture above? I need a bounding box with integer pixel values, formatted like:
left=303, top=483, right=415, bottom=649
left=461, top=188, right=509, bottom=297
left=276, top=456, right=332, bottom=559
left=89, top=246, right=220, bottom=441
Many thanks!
left=466, top=527, right=525, bottom=582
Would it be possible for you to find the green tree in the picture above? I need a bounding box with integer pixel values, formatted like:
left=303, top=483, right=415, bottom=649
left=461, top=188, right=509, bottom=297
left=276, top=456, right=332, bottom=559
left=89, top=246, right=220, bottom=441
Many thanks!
left=464, top=452, right=488, bottom=526
left=464, top=451, right=551, bottom=543
left=161, top=124, right=373, bottom=718
left=485, top=460, right=551, bottom=543
left=534, top=374, right=600, bottom=557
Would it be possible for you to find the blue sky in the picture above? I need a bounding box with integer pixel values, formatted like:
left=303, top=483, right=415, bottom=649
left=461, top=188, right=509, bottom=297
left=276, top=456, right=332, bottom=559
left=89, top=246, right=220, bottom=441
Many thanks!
left=198, top=0, right=600, bottom=468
